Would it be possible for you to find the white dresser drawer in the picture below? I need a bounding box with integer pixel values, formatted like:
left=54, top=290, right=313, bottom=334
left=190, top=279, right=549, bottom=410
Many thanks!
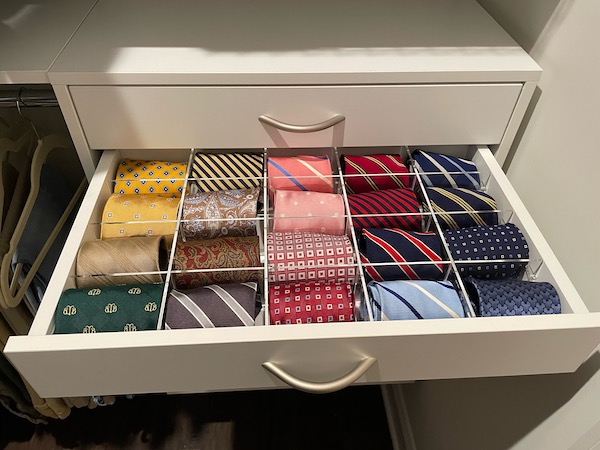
left=70, top=84, right=522, bottom=151
left=5, top=146, right=600, bottom=398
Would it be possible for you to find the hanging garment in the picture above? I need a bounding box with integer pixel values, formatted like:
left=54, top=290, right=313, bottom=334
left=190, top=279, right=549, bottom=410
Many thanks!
left=11, top=164, right=78, bottom=310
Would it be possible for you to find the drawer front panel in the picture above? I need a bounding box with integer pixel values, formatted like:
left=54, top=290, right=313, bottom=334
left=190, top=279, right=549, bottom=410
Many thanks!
left=70, top=85, right=522, bottom=150
left=6, top=147, right=600, bottom=398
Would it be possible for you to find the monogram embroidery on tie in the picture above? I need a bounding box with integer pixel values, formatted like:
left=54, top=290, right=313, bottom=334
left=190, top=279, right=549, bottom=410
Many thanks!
left=123, top=323, right=138, bottom=332
left=128, top=287, right=142, bottom=295
left=104, top=303, right=118, bottom=314
left=63, top=305, right=77, bottom=316
left=88, top=288, right=102, bottom=296
left=144, top=302, right=158, bottom=312
left=83, top=325, right=97, bottom=333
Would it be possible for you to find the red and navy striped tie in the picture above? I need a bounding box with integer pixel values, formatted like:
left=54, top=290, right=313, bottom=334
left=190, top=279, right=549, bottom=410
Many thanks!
left=361, top=228, right=445, bottom=282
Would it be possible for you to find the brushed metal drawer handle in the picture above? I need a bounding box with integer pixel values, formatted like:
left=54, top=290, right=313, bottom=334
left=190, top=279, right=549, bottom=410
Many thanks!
left=262, top=357, right=376, bottom=394
left=258, top=114, right=345, bottom=133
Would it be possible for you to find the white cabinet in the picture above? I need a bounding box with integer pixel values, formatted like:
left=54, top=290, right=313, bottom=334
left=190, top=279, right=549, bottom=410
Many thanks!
left=6, top=0, right=600, bottom=399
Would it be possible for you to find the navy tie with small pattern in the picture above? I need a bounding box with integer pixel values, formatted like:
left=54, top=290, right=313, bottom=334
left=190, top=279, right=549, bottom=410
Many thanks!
left=443, top=223, right=529, bottom=279
left=464, top=277, right=561, bottom=317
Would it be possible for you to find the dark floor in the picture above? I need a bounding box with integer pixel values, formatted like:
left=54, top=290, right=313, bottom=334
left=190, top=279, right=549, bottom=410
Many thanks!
left=0, top=386, right=393, bottom=450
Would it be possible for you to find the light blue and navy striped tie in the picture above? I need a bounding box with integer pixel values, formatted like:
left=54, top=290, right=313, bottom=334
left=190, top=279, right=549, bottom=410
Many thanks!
left=412, top=149, right=480, bottom=190
left=368, top=280, right=465, bottom=320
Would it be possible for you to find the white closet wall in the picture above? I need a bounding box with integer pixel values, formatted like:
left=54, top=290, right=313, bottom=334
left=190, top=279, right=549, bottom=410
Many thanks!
left=403, top=0, right=600, bottom=449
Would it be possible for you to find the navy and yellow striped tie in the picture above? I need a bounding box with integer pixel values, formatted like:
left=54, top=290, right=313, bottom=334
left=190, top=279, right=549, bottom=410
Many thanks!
left=191, top=152, right=264, bottom=191
left=424, top=187, right=498, bottom=230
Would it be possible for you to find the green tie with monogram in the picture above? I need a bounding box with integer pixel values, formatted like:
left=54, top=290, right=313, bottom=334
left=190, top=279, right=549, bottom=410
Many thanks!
left=54, top=283, right=164, bottom=334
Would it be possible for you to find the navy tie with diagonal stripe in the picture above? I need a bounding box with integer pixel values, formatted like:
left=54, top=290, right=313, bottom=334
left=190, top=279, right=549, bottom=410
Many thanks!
left=443, top=223, right=529, bottom=279
left=412, top=149, right=480, bottom=190
left=424, top=187, right=498, bottom=230
left=164, top=282, right=259, bottom=328
left=361, top=228, right=445, bottom=282
left=347, top=188, right=422, bottom=233
left=368, top=280, right=465, bottom=320
left=191, top=153, right=263, bottom=191
left=464, top=277, right=561, bottom=317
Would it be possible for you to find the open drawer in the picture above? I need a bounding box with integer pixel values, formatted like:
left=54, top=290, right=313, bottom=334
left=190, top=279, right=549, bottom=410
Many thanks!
left=5, top=146, right=600, bottom=399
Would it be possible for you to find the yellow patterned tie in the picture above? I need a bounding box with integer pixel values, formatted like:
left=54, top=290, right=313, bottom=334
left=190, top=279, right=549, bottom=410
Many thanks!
left=101, top=194, right=180, bottom=239
left=114, top=159, right=187, bottom=196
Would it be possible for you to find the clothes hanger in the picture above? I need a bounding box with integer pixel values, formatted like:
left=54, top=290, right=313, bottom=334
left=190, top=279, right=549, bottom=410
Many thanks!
left=0, top=99, right=87, bottom=308
left=0, top=132, right=87, bottom=309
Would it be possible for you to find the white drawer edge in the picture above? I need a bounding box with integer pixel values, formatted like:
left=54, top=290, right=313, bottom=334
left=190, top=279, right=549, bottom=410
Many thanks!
left=12, top=314, right=600, bottom=353
left=473, top=146, right=588, bottom=313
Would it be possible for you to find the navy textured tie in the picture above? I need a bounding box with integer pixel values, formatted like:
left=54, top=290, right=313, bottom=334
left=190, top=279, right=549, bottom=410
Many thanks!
left=464, top=277, right=561, bottom=317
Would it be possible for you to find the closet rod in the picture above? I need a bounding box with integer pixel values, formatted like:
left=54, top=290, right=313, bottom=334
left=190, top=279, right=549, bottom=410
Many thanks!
left=0, top=88, right=58, bottom=108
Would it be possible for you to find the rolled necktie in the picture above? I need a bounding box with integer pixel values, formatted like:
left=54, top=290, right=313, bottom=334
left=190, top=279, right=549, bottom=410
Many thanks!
left=464, top=277, right=561, bottom=317
left=268, top=155, right=334, bottom=194
left=101, top=194, right=180, bottom=239
left=412, top=149, right=480, bottom=190
left=347, top=188, right=422, bottom=232
left=424, top=187, right=498, bottom=230
left=165, top=282, right=259, bottom=329
left=267, top=232, right=356, bottom=284
left=172, top=236, right=261, bottom=289
left=54, top=283, right=164, bottom=334
left=443, top=223, right=529, bottom=279
left=182, top=188, right=260, bottom=240
left=361, top=228, right=445, bottom=282
left=76, top=236, right=168, bottom=288
left=269, top=281, right=354, bottom=325
left=368, top=280, right=465, bottom=320
left=272, top=190, right=346, bottom=235
left=191, top=152, right=263, bottom=192
left=342, top=154, right=410, bottom=194
left=114, top=159, right=187, bottom=196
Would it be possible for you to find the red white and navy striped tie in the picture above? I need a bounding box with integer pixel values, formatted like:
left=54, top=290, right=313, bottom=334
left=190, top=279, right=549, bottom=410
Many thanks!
left=361, top=228, right=445, bottom=282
